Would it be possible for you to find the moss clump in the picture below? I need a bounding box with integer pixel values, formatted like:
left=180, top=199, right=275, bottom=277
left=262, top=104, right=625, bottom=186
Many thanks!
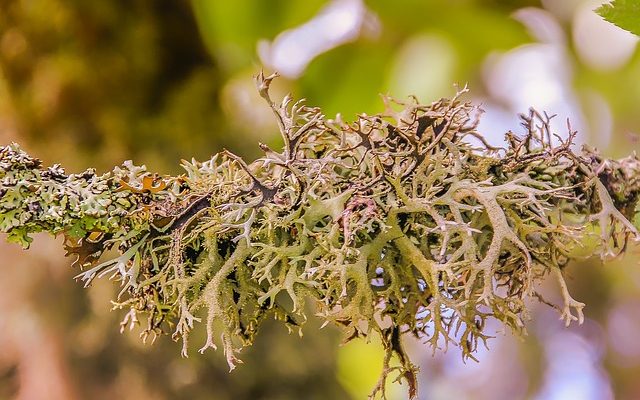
left=2, top=73, right=639, bottom=399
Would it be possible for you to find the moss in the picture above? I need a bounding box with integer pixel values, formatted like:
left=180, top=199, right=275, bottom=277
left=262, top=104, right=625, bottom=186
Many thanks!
left=2, top=73, right=640, bottom=399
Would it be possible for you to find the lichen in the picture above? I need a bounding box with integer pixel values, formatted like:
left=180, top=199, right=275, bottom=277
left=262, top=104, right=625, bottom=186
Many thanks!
left=2, top=72, right=640, bottom=399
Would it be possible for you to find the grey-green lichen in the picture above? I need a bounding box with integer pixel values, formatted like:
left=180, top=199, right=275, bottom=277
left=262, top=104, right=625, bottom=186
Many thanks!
left=2, top=72, right=640, bottom=399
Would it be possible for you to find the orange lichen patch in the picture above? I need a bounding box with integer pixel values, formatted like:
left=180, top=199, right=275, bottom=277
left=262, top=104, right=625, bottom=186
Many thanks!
left=117, top=174, right=169, bottom=194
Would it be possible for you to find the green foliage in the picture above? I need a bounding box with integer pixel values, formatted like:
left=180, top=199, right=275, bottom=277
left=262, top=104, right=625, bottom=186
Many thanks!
left=2, top=74, right=640, bottom=399
left=596, top=0, right=640, bottom=36
left=0, top=0, right=227, bottom=171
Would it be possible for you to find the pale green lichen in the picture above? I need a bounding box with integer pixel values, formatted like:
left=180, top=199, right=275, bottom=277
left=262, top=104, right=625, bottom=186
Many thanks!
left=2, top=72, right=640, bottom=399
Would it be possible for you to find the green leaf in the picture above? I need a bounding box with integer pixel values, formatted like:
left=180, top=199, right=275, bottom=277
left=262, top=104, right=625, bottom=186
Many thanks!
left=596, top=0, right=640, bottom=36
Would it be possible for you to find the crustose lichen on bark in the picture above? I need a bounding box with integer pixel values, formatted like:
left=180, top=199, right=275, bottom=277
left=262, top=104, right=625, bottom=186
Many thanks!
left=1, top=72, right=640, bottom=399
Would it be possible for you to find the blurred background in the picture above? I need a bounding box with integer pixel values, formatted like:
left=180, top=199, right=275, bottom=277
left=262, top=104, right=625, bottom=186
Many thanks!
left=0, top=0, right=639, bottom=399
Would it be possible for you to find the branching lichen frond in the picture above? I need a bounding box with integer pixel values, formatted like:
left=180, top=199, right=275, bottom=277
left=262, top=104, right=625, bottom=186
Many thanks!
left=2, top=73, right=640, bottom=399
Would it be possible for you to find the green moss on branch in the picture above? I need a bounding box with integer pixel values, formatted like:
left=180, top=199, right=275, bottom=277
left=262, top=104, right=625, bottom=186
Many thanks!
left=2, top=73, right=640, bottom=399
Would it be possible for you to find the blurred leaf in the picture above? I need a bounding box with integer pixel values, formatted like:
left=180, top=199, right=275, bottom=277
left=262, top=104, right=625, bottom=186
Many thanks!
left=300, top=41, right=393, bottom=118
left=596, top=0, right=640, bottom=36
left=387, top=33, right=457, bottom=101
left=366, top=0, right=530, bottom=79
left=337, top=337, right=386, bottom=399
left=191, top=0, right=325, bottom=70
